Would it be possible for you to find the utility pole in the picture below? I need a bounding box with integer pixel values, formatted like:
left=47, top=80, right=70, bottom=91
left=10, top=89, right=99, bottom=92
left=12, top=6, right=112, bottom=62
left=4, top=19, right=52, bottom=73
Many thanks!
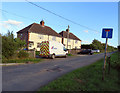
left=67, top=25, right=70, bottom=49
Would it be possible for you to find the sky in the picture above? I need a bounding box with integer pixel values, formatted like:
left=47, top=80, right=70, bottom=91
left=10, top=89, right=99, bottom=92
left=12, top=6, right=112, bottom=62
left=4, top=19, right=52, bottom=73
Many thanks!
left=0, top=1, right=119, bottom=47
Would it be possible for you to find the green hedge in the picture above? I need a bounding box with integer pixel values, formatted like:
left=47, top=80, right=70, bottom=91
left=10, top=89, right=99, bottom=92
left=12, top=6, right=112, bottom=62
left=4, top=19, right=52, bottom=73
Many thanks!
left=18, top=50, right=29, bottom=58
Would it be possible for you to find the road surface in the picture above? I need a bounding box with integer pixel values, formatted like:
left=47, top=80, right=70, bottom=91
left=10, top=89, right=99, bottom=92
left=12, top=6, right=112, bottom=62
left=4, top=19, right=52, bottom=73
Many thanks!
left=2, top=53, right=113, bottom=91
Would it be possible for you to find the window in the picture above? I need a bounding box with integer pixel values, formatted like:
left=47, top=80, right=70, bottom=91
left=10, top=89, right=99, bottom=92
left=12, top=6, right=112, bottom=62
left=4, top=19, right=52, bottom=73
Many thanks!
left=20, top=33, right=23, bottom=39
left=68, top=39, right=70, bottom=42
left=29, top=41, right=34, bottom=48
left=75, top=40, right=78, bottom=44
left=37, top=43, right=41, bottom=48
left=38, top=35, right=44, bottom=39
left=52, top=36, right=56, bottom=41
left=20, top=33, right=23, bottom=36
left=63, top=47, right=67, bottom=51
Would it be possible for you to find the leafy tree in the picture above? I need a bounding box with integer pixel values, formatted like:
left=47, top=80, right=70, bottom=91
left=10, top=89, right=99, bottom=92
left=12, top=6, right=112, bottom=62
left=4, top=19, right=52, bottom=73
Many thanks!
left=90, top=39, right=104, bottom=50
left=2, top=36, right=16, bottom=59
left=90, top=39, right=116, bottom=52
left=14, top=38, right=26, bottom=50
left=2, top=30, right=26, bottom=59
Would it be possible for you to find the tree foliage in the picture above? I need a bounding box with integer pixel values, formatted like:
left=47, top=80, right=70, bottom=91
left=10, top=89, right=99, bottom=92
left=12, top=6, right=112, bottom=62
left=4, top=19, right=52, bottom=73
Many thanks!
left=90, top=39, right=104, bottom=50
left=90, top=39, right=116, bottom=51
left=2, top=30, right=26, bottom=59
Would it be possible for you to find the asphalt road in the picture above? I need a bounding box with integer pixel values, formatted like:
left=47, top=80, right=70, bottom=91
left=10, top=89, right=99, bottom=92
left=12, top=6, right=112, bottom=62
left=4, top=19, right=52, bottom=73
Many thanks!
left=2, top=53, right=113, bottom=91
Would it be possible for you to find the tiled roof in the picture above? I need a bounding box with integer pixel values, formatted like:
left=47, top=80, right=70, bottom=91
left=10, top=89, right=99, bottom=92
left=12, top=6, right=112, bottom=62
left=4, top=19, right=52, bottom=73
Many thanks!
left=59, top=31, right=81, bottom=41
left=17, top=23, right=61, bottom=37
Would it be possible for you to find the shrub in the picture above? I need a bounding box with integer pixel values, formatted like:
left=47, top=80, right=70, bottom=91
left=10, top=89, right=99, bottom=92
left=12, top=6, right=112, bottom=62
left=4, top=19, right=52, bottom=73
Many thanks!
left=2, top=31, right=26, bottom=59
left=2, top=36, right=17, bottom=59
left=18, top=50, right=29, bottom=58
left=36, top=51, right=40, bottom=55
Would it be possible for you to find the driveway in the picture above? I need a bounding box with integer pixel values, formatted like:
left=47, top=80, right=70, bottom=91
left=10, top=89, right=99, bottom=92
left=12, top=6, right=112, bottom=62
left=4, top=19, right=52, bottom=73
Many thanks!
left=2, top=52, right=113, bottom=91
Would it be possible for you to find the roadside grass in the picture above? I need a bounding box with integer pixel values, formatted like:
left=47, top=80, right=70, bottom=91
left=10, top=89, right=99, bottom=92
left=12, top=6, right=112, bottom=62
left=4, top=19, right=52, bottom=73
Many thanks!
left=67, top=54, right=75, bottom=56
left=38, top=52, right=120, bottom=91
left=93, top=50, right=116, bottom=55
left=2, top=58, right=43, bottom=63
left=93, top=52, right=104, bottom=54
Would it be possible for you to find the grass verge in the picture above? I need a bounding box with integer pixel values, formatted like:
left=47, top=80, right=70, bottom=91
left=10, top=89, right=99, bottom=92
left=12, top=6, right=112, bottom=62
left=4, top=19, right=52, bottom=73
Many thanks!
left=38, top=52, right=120, bottom=91
left=67, top=54, right=75, bottom=56
left=2, top=58, right=43, bottom=63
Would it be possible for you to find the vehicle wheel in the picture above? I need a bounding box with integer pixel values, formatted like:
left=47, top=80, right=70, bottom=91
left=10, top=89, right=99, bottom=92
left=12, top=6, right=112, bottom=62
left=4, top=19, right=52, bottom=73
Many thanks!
left=65, top=54, right=67, bottom=58
left=90, top=53, right=92, bottom=55
left=51, top=54, right=55, bottom=59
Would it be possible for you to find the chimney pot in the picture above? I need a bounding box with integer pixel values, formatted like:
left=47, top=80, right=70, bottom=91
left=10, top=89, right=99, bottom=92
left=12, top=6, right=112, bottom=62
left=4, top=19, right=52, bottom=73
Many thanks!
left=66, top=25, right=70, bottom=32
left=40, top=20, right=45, bottom=26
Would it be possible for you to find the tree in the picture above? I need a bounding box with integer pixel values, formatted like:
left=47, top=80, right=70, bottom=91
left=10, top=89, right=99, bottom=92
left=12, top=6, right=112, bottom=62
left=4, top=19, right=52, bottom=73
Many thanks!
left=90, top=39, right=104, bottom=50
left=2, top=36, right=16, bottom=59
left=2, top=30, right=26, bottom=59
left=14, top=38, right=26, bottom=50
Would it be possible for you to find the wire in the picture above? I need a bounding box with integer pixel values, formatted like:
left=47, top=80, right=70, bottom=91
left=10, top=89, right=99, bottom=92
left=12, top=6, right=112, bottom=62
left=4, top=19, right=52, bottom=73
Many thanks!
left=0, top=9, right=37, bottom=22
left=25, top=0, right=100, bottom=33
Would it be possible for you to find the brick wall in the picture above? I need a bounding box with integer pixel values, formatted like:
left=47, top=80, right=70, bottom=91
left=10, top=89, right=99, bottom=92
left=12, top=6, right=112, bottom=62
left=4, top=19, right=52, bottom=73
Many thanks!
left=26, top=50, right=35, bottom=58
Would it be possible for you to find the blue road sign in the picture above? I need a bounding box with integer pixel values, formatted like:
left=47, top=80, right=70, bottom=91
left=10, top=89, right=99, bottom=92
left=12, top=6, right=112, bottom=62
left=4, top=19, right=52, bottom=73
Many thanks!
left=102, top=28, right=113, bottom=38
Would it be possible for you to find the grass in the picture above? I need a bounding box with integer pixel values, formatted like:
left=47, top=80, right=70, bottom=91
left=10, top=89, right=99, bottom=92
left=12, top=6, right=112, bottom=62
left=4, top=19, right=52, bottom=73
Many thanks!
left=2, top=58, right=43, bottom=63
left=67, top=54, right=74, bottom=56
left=38, top=52, right=120, bottom=91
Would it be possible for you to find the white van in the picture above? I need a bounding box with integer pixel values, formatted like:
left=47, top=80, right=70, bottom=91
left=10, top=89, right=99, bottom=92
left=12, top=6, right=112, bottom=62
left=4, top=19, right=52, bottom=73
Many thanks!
left=39, top=41, right=68, bottom=59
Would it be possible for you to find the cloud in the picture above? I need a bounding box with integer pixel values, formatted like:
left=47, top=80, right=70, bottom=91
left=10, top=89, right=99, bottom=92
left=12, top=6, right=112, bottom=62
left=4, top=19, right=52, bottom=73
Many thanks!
left=0, top=22, right=11, bottom=29
left=84, top=30, right=88, bottom=33
left=3, top=19, right=23, bottom=26
left=82, top=40, right=90, bottom=43
left=1, top=19, right=23, bottom=30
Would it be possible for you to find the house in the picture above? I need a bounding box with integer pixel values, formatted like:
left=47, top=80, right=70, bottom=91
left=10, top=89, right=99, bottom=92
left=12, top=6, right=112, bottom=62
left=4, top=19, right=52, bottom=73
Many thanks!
left=17, top=20, right=62, bottom=51
left=59, top=26, right=81, bottom=49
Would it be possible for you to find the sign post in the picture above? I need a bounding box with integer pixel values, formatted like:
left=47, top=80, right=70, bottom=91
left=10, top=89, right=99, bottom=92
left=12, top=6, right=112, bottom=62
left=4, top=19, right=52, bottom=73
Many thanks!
left=102, top=28, right=113, bottom=80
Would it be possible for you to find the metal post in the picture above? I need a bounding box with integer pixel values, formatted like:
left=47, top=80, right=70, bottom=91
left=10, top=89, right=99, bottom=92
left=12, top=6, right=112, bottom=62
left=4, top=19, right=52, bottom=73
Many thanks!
left=102, top=37, right=108, bottom=80
left=108, top=56, right=111, bottom=74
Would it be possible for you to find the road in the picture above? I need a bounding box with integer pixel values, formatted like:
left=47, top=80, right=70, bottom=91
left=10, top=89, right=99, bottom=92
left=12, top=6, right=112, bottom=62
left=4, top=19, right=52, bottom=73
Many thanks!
left=2, top=53, right=113, bottom=91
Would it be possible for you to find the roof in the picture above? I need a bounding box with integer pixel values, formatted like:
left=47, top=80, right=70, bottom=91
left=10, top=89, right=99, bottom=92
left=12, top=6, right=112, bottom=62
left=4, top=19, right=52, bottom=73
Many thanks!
left=59, top=31, right=81, bottom=41
left=17, top=23, right=61, bottom=37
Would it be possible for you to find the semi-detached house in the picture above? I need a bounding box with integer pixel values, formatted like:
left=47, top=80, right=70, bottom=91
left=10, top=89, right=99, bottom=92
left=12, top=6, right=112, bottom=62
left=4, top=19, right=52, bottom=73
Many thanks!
left=17, top=20, right=82, bottom=51
left=17, top=20, right=61, bottom=51
left=59, top=28, right=81, bottom=49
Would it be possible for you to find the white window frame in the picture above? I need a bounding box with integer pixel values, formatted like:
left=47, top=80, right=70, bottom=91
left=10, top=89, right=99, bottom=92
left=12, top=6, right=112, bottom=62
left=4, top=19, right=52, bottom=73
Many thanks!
left=29, top=42, right=34, bottom=48
left=75, top=40, right=78, bottom=44
left=68, top=39, right=70, bottom=42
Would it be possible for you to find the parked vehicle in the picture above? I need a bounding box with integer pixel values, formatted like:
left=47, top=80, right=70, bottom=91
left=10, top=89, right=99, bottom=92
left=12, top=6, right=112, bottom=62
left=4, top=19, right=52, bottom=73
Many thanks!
left=78, top=49, right=93, bottom=55
left=92, top=49, right=100, bottom=53
left=39, top=41, right=68, bottom=59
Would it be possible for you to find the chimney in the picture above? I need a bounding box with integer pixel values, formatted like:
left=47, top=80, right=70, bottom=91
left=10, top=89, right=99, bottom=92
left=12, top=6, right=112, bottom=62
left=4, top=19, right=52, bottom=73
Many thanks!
left=40, top=20, right=45, bottom=26
left=66, top=25, right=70, bottom=32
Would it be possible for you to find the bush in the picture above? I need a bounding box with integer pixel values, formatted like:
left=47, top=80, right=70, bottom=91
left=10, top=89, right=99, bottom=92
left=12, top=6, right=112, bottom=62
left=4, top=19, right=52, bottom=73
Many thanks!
left=36, top=51, right=40, bottom=55
left=2, top=36, right=17, bottom=59
left=18, top=50, right=29, bottom=58
left=2, top=31, right=26, bottom=59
